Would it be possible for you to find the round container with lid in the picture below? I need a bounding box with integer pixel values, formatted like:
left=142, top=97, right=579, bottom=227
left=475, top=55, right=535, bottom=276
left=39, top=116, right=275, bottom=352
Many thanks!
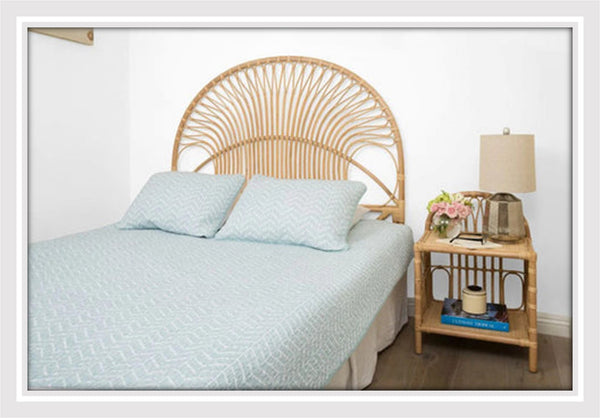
left=461, top=285, right=487, bottom=315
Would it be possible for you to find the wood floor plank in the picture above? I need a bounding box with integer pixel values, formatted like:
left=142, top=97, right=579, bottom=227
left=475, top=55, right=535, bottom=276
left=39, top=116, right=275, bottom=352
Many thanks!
left=551, top=335, right=573, bottom=390
left=448, top=338, right=511, bottom=390
left=365, top=318, right=572, bottom=391
left=409, top=332, right=463, bottom=390
left=505, top=334, right=563, bottom=390
left=367, top=321, right=417, bottom=390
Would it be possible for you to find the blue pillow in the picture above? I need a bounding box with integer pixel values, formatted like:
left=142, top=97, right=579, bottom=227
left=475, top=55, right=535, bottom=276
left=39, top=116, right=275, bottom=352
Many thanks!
left=215, top=175, right=366, bottom=251
left=118, top=172, right=245, bottom=237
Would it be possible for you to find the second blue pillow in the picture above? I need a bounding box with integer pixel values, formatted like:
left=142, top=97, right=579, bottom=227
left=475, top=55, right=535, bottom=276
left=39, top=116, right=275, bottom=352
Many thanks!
left=216, top=175, right=366, bottom=251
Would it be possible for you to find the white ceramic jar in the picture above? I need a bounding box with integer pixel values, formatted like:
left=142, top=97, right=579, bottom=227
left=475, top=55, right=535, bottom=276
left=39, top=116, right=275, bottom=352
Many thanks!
left=461, top=285, right=487, bottom=315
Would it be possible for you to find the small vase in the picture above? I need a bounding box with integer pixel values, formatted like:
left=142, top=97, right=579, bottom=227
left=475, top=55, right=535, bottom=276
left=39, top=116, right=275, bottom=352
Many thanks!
left=436, top=218, right=462, bottom=239
left=446, top=220, right=462, bottom=239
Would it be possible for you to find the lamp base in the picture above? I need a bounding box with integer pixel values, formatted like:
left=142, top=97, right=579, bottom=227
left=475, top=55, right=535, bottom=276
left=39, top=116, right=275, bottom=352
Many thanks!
left=483, top=193, right=526, bottom=243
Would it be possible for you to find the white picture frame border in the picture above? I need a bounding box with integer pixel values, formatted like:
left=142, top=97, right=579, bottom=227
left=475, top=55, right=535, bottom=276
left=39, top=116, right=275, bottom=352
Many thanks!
left=12, top=11, right=590, bottom=407
left=2, top=2, right=598, bottom=417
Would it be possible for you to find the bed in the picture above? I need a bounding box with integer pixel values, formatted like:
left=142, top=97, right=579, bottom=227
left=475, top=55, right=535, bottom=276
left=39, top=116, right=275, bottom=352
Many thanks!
left=28, top=56, right=413, bottom=390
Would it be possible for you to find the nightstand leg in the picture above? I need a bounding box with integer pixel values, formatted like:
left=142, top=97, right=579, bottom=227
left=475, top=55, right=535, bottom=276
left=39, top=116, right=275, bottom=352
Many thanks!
left=529, top=343, right=538, bottom=373
left=414, top=250, right=423, bottom=354
left=527, top=256, right=538, bottom=373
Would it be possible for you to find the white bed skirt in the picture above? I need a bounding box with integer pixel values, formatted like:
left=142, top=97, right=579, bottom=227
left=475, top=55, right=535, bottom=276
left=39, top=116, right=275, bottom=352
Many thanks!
left=325, top=273, right=408, bottom=390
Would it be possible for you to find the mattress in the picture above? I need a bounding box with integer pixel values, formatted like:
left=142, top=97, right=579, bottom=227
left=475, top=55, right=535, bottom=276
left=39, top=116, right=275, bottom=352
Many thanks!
left=28, top=220, right=413, bottom=390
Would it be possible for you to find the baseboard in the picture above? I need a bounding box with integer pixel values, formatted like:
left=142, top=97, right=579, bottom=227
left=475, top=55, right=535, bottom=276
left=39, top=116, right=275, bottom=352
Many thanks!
left=536, top=312, right=572, bottom=338
left=406, top=298, right=571, bottom=338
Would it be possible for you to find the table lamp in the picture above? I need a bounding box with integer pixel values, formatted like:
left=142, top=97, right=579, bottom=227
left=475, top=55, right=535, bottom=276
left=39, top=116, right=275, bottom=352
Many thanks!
left=479, top=128, right=536, bottom=242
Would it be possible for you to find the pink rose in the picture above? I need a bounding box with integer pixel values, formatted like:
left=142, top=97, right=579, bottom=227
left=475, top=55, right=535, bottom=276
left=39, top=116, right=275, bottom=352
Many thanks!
left=436, top=202, right=448, bottom=215
left=430, top=203, right=440, bottom=213
left=445, top=203, right=458, bottom=218
left=457, top=203, right=471, bottom=219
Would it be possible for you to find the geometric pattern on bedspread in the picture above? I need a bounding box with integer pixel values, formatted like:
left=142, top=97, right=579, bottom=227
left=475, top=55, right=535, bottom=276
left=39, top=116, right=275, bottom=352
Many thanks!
left=28, top=220, right=413, bottom=389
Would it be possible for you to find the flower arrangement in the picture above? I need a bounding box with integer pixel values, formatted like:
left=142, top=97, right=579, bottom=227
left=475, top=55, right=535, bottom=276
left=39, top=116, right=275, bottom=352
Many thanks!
left=427, top=191, right=473, bottom=237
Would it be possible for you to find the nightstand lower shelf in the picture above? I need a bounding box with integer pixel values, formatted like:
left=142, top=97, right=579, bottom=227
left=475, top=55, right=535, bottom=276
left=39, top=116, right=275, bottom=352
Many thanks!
left=419, top=300, right=532, bottom=347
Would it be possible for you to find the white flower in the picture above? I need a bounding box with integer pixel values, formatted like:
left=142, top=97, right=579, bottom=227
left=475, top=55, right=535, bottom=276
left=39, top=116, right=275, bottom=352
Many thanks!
left=452, top=192, right=464, bottom=202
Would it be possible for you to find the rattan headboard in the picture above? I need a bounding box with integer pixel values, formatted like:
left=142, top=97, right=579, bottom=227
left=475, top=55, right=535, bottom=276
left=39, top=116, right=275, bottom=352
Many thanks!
left=171, top=56, right=405, bottom=223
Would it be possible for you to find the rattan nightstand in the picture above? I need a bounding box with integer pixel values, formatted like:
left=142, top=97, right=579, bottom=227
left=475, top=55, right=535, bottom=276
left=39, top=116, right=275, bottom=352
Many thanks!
left=413, top=191, right=538, bottom=372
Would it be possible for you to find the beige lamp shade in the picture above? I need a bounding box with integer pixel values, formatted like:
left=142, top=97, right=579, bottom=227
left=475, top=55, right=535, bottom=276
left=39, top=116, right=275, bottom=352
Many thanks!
left=479, top=134, right=536, bottom=193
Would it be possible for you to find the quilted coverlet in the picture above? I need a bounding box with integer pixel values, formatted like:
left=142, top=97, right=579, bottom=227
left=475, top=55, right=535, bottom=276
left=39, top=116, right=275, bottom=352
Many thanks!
left=28, top=220, right=413, bottom=390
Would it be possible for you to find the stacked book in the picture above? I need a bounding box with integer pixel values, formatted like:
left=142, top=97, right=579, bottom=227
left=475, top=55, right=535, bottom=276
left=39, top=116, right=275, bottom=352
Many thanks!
left=441, top=298, right=509, bottom=332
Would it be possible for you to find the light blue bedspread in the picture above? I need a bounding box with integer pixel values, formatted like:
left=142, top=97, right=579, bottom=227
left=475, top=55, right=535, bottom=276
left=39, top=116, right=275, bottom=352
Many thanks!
left=28, top=220, right=413, bottom=390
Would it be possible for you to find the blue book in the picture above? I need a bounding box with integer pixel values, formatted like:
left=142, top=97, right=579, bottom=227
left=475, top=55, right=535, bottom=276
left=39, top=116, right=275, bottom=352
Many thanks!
left=441, top=298, right=509, bottom=332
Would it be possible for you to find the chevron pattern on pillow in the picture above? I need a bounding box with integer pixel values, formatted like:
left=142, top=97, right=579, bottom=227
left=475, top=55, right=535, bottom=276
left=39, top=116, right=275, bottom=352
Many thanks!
left=216, top=175, right=367, bottom=251
left=118, top=172, right=245, bottom=237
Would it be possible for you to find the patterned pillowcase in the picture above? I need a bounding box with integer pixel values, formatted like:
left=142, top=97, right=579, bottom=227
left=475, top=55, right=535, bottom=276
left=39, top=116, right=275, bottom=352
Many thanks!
left=118, top=172, right=245, bottom=237
left=215, top=175, right=367, bottom=251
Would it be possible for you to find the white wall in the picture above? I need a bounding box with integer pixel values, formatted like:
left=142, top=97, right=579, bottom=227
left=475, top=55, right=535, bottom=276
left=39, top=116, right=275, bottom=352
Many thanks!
left=128, top=28, right=571, bottom=317
left=28, top=29, right=131, bottom=242
left=29, top=28, right=572, bottom=318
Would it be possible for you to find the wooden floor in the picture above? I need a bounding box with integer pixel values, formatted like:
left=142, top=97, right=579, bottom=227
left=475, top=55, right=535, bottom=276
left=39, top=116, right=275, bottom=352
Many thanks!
left=366, top=318, right=572, bottom=390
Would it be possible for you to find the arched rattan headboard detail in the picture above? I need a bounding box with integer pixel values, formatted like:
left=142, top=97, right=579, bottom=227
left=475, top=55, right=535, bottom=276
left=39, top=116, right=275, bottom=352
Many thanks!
left=172, top=56, right=405, bottom=223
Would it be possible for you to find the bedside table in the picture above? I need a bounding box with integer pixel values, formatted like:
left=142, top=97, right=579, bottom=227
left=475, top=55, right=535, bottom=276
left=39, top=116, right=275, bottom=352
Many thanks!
left=413, top=191, right=538, bottom=372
